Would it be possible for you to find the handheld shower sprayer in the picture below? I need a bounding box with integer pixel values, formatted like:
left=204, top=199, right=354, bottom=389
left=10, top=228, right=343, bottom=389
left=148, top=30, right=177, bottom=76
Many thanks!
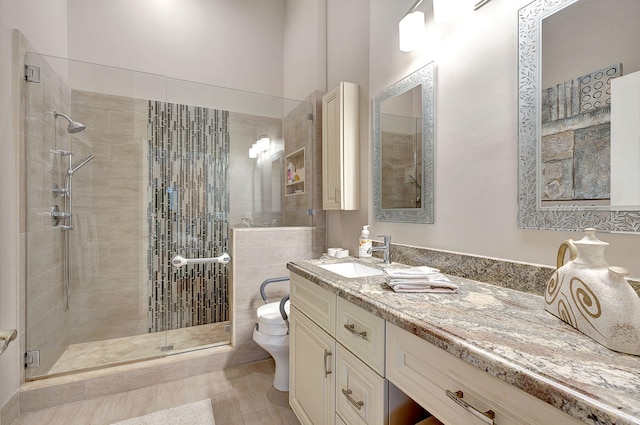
left=53, top=110, right=86, bottom=134
left=70, top=155, right=94, bottom=175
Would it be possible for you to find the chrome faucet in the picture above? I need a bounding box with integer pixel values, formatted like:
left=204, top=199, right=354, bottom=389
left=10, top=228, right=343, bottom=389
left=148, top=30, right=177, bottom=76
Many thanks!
left=369, top=234, right=391, bottom=264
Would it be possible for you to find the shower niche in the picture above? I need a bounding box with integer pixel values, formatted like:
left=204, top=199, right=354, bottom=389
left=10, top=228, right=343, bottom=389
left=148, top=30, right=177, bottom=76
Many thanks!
left=285, top=147, right=305, bottom=196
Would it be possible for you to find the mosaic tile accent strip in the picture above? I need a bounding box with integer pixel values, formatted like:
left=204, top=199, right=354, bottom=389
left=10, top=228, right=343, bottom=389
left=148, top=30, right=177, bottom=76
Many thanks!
left=147, top=101, right=230, bottom=332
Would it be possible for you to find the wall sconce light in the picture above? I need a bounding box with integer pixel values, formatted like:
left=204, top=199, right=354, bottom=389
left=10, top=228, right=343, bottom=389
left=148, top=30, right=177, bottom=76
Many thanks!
left=399, top=0, right=424, bottom=52
left=399, top=0, right=493, bottom=51
left=433, top=0, right=476, bottom=23
left=248, top=135, right=270, bottom=159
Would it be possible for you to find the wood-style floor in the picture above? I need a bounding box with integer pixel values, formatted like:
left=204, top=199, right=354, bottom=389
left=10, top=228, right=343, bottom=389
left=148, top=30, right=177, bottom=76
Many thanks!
left=13, top=360, right=300, bottom=425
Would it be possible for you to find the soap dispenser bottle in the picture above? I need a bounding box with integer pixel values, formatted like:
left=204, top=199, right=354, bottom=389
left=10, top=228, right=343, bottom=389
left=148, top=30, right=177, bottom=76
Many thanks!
left=358, top=225, right=372, bottom=258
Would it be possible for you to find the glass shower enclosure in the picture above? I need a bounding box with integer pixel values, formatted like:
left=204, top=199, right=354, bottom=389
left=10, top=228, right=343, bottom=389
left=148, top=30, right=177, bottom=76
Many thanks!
left=23, top=53, right=314, bottom=379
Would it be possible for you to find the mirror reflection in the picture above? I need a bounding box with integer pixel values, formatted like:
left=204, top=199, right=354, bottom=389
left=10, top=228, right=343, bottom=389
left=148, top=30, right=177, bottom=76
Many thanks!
left=518, top=0, right=640, bottom=232
left=373, top=62, right=434, bottom=223
left=540, top=0, right=640, bottom=209
left=381, top=85, right=422, bottom=209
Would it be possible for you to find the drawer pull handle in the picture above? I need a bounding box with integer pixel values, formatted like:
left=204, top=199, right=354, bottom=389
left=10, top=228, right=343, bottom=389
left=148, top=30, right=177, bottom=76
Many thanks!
left=323, top=349, right=332, bottom=377
left=445, top=390, right=495, bottom=425
left=341, top=388, right=364, bottom=410
left=343, top=323, right=368, bottom=340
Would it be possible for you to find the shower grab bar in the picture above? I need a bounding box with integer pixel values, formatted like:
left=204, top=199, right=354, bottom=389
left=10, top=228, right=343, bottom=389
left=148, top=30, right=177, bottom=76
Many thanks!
left=171, top=253, right=231, bottom=268
left=0, top=329, right=17, bottom=356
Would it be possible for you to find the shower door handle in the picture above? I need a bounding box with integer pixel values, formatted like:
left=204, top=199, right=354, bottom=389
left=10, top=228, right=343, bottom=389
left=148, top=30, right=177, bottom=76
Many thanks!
left=171, top=253, right=231, bottom=268
left=0, top=329, right=17, bottom=356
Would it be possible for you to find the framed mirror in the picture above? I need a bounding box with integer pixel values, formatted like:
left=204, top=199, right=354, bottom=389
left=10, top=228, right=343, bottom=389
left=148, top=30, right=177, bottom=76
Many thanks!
left=518, top=0, right=640, bottom=232
left=373, top=62, right=434, bottom=223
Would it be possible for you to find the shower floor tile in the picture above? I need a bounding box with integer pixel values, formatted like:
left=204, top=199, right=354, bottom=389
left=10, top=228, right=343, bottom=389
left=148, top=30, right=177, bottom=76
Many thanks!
left=48, top=322, right=230, bottom=377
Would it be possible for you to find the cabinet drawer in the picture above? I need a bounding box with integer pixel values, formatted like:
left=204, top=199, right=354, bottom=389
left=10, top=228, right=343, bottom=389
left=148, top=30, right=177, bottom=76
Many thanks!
left=290, top=272, right=337, bottom=336
left=336, top=297, right=385, bottom=375
left=386, top=323, right=584, bottom=425
left=336, top=344, right=387, bottom=425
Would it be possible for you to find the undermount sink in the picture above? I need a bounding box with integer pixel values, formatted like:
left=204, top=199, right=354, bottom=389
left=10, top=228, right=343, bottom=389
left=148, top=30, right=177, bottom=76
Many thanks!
left=318, top=262, right=384, bottom=278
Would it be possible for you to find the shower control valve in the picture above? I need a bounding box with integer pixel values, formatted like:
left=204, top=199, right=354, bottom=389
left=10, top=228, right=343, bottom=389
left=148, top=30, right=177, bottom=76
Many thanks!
left=52, top=184, right=69, bottom=198
left=51, top=209, right=71, bottom=219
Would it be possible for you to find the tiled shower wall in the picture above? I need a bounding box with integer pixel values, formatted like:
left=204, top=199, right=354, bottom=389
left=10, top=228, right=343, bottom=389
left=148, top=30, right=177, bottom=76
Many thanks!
left=147, top=103, right=229, bottom=332
left=231, top=227, right=315, bottom=363
left=283, top=91, right=325, bottom=257
left=69, top=95, right=234, bottom=338
left=228, top=112, right=283, bottom=227
left=69, top=90, right=148, bottom=344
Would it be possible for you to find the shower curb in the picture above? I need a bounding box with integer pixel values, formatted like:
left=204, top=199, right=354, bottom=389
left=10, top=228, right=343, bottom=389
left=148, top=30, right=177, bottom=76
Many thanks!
left=18, top=344, right=268, bottom=414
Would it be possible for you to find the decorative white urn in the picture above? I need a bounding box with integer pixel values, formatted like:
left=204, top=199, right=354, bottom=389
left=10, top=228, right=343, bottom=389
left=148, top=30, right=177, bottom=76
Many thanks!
left=544, top=228, right=640, bottom=355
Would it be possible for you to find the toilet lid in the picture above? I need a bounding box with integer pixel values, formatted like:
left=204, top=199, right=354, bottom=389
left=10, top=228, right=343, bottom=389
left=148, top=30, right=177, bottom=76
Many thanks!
left=257, top=300, right=290, bottom=326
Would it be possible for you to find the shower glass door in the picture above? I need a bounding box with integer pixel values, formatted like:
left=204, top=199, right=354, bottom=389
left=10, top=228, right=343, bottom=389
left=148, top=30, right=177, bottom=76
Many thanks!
left=23, top=53, right=313, bottom=380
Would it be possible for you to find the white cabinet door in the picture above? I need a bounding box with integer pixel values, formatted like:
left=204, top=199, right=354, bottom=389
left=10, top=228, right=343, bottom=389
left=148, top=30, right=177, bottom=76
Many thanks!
left=290, top=305, right=336, bottom=425
left=322, top=82, right=359, bottom=210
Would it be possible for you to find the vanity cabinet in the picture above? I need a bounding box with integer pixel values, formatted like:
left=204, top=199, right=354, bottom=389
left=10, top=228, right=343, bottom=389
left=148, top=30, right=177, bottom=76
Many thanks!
left=290, top=272, right=387, bottom=425
left=322, top=82, right=359, bottom=210
left=386, top=322, right=584, bottom=425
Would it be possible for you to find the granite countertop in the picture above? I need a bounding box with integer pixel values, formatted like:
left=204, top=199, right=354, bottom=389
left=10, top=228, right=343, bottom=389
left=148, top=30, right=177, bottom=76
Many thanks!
left=287, top=257, right=640, bottom=425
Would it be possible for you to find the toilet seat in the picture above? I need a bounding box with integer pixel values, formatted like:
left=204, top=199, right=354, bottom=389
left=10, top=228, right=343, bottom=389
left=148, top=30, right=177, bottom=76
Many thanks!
left=256, top=300, right=290, bottom=336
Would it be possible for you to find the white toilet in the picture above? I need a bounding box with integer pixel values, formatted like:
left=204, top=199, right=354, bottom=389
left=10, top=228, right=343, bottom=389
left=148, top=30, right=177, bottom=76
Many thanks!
left=252, top=297, right=290, bottom=391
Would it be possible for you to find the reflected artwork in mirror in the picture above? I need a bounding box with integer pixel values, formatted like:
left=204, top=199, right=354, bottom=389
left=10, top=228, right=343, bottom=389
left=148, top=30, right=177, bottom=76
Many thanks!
left=373, top=62, right=434, bottom=223
left=518, top=0, right=640, bottom=232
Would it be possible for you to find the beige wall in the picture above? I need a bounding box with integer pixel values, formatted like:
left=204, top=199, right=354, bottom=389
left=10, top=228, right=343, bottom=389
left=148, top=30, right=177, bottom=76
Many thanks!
left=67, top=0, right=285, bottom=98
left=323, top=0, right=370, bottom=255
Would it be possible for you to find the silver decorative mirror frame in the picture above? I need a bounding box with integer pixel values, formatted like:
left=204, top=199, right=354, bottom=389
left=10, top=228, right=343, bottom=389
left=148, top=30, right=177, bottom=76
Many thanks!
left=373, top=62, right=434, bottom=223
left=518, top=0, right=640, bottom=232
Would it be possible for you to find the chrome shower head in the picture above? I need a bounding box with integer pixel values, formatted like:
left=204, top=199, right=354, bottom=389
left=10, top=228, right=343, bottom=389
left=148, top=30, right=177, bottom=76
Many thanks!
left=53, top=111, right=86, bottom=134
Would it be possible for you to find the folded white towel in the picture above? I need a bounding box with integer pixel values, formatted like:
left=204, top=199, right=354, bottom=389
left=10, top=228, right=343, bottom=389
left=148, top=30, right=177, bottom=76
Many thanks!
left=383, top=266, right=440, bottom=279
left=386, top=272, right=458, bottom=293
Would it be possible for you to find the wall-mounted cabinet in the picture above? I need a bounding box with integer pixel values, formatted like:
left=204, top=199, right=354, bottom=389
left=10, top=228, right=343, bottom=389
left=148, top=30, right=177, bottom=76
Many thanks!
left=285, top=147, right=305, bottom=196
left=322, top=82, right=359, bottom=210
